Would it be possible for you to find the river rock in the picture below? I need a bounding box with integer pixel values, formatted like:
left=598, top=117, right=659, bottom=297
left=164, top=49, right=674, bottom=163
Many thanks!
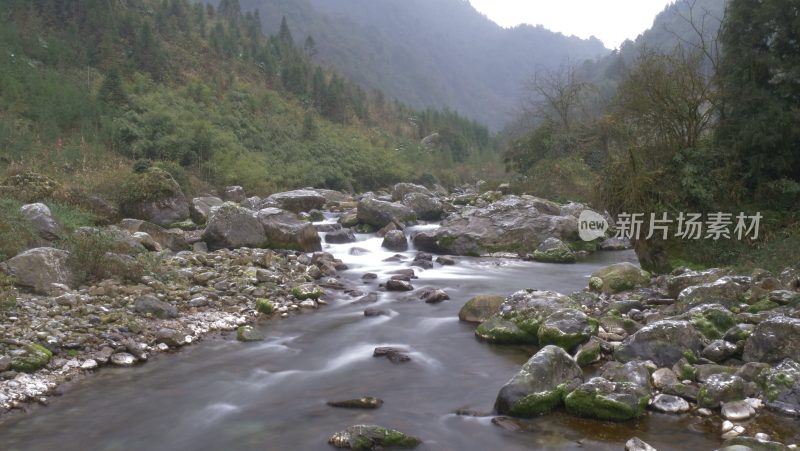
left=118, top=219, right=189, bottom=251
left=495, top=345, right=583, bottom=417
left=417, top=196, right=577, bottom=256
left=357, top=197, right=416, bottom=228
left=625, top=437, right=657, bottom=451
left=703, top=340, right=739, bottom=363
left=667, top=268, right=729, bottom=298
left=532, top=237, right=576, bottom=263
left=575, top=336, right=604, bottom=366
left=419, top=288, right=449, bottom=304
left=402, top=192, right=443, bottom=220
left=327, top=425, right=421, bottom=449
left=257, top=208, right=321, bottom=252
left=236, top=325, right=264, bottom=342
left=615, top=320, right=704, bottom=367
left=222, top=185, right=246, bottom=203
left=458, top=295, right=505, bottom=323
left=391, top=182, right=431, bottom=201
left=190, top=196, right=223, bottom=224
left=591, top=262, right=650, bottom=293
left=537, top=308, right=598, bottom=351
left=599, top=237, right=632, bottom=251
left=202, top=203, right=265, bottom=250
left=20, top=203, right=63, bottom=241
left=677, top=277, right=746, bottom=311
left=382, top=230, right=408, bottom=251
left=743, top=316, right=800, bottom=363
left=1, top=247, right=73, bottom=295
left=325, top=228, right=356, bottom=244
left=698, top=373, right=750, bottom=408
left=680, top=304, right=737, bottom=340
left=10, top=343, right=52, bottom=373
left=373, top=347, right=411, bottom=363
left=327, top=397, right=384, bottom=409
left=110, top=352, right=136, bottom=366
left=133, top=295, right=178, bottom=318
left=721, top=400, right=756, bottom=420
left=385, top=279, right=413, bottom=292
left=564, top=376, right=649, bottom=421
left=652, top=368, right=679, bottom=389
left=263, top=189, right=326, bottom=213
left=476, top=290, right=579, bottom=344
left=721, top=436, right=787, bottom=451
left=650, top=394, right=690, bottom=413
left=758, top=359, right=800, bottom=416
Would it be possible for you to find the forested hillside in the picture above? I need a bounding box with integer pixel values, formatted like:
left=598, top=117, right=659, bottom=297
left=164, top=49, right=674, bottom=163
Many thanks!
left=500, top=0, right=799, bottom=272
left=0, top=0, right=494, bottom=199
left=236, top=0, right=609, bottom=129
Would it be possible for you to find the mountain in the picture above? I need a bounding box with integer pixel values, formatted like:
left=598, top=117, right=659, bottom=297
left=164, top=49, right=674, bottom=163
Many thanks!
left=236, top=0, right=610, bottom=130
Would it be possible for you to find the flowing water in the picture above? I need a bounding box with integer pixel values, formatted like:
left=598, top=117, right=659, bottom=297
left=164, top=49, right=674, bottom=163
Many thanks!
left=0, top=224, right=795, bottom=450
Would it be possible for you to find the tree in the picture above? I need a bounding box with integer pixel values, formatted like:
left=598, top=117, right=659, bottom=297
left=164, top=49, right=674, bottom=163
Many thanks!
left=522, top=63, right=591, bottom=132
left=97, top=67, right=128, bottom=108
left=304, top=35, right=317, bottom=57
left=717, top=0, right=800, bottom=193
left=278, top=16, right=294, bottom=48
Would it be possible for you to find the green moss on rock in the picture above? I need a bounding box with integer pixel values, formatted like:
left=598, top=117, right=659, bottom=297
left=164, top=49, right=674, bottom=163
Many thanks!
left=11, top=343, right=52, bottom=373
left=256, top=298, right=274, bottom=314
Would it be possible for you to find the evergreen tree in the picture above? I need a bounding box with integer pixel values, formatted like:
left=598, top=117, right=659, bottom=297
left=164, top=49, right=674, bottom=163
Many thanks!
left=97, top=67, right=128, bottom=107
left=717, top=0, right=800, bottom=191
left=278, top=16, right=294, bottom=48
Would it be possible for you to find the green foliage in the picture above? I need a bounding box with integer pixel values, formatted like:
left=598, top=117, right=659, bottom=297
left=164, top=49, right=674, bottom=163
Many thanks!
left=0, top=273, right=18, bottom=311
left=717, top=0, right=800, bottom=194
left=61, top=229, right=142, bottom=285
left=118, top=168, right=181, bottom=205
left=48, top=202, right=97, bottom=232
left=0, top=198, right=35, bottom=261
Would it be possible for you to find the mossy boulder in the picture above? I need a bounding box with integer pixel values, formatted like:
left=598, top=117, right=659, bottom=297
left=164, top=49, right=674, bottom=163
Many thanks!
left=757, top=358, right=800, bottom=416
left=475, top=290, right=579, bottom=345
left=674, top=304, right=736, bottom=340
left=564, top=377, right=649, bottom=421
left=11, top=343, right=52, bottom=373
left=532, top=238, right=577, bottom=263
left=743, top=316, right=800, bottom=364
left=291, top=284, right=323, bottom=301
left=495, top=345, right=583, bottom=417
left=236, top=325, right=264, bottom=342
left=327, top=425, right=421, bottom=450
left=677, top=277, right=746, bottom=311
left=591, top=262, right=650, bottom=293
left=537, top=309, right=598, bottom=351
left=3, top=172, right=60, bottom=203
left=615, top=320, right=705, bottom=367
left=356, top=197, right=416, bottom=229
left=118, top=168, right=189, bottom=227
left=458, top=295, right=505, bottom=324
left=201, top=202, right=266, bottom=251
left=666, top=267, right=729, bottom=298
left=697, top=373, right=749, bottom=408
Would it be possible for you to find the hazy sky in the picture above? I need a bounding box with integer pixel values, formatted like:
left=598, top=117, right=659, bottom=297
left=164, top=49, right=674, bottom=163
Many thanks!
left=469, top=0, right=675, bottom=49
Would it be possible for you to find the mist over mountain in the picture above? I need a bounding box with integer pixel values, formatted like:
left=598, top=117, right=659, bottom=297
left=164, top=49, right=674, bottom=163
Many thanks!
left=237, top=0, right=609, bottom=129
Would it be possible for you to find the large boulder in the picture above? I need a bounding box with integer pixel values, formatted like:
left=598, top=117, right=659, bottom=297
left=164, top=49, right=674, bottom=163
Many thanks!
left=391, top=182, right=431, bottom=201
left=257, top=208, right=322, bottom=252
left=118, top=168, right=189, bottom=227
left=615, top=320, right=705, bottom=367
left=381, top=230, right=408, bottom=251
left=324, top=228, right=356, bottom=244
left=495, top=345, right=583, bottom=417
left=475, top=290, right=579, bottom=344
left=190, top=196, right=223, bottom=224
left=591, top=262, right=650, bottom=293
left=133, top=294, right=178, bottom=319
left=356, top=197, right=417, bottom=228
left=758, top=359, right=800, bottom=416
left=20, top=203, right=63, bottom=241
left=666, top=268, right=730, bottom=298
left=743, top=316, right=800, bottom=363
left=537, top=308, right=599, bottom=351
left=221, top=185, right=246, bottom=203
left=677, top=277, right=746, bottom=310
left=402, top=192, right=443, bottom=221
left=201, top=203, right=266, bottom=250
left=565, top=361, right=652, bottom=421
left=0, top=247, right=73, bottom=295
left=458, top=295, right=505, bottom=323
left=698, top=373, right=749, bottom=408
left=532, top=237, right=576, bottom=263
left=264, top=189, right=326, bottom=213
left=420, top=196, right=577, bottom=256
left=119, top=219, right=189, bottom=251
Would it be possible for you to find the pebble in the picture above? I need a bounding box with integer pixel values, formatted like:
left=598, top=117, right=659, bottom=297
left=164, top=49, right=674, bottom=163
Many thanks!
left=722, top=400, right=756, bottom=421
left=80, top=359, right=98, bottom=370
left=110, top=353, right=136, bottom=366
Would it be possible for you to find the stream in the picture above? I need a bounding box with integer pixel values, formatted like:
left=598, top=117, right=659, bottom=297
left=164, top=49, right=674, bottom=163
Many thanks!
left=0, top=223, right=762, bottom=450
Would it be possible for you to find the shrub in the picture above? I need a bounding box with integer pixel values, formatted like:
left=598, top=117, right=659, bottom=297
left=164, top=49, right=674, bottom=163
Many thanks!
left=0, top=273, right=17, bottom=311
left=117, top=167, right=182, bottom=206
left=62, top=229, right=142, bottom=285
